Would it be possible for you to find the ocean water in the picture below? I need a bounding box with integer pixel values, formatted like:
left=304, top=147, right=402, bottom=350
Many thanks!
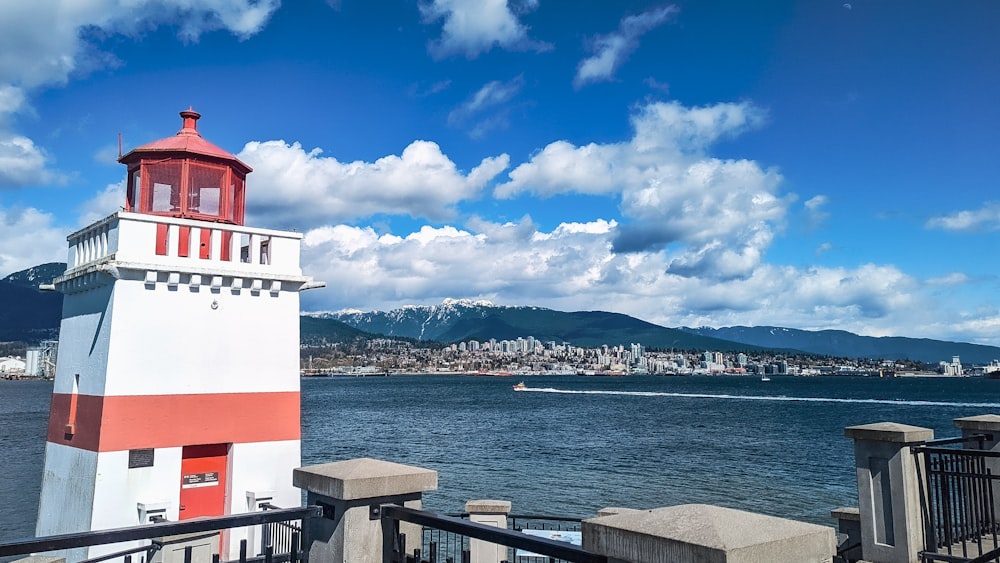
left=3, top=375, right=1000, bottom=543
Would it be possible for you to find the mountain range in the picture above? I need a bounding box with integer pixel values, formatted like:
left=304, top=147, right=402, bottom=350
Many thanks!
left=313, top=298, right=1000, bottom=364
left=4, top=264, right=998, bottom=364
left=0, top=263, right=64, bottom=342
left=314, top=299, right=761, bottom=353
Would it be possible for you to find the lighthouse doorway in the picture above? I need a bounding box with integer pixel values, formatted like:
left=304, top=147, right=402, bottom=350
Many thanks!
left=179, top=444, right=229, bottom=520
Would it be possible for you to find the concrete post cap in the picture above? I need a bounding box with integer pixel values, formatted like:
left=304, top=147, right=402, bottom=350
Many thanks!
left=583, top=504, right=836, bottom=563
left=954, top=414, right=1000, bottom=432
left=830, top=507, right=860, bottom=521
left=844, top=422, right=933, bottom=443
left=465, top=499, right=511, bottom=514
left=293, top=458, right=438, bottom=501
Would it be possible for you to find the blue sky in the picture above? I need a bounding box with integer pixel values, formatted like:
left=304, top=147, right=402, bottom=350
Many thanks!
left=2, top=0, right=999, bottom=344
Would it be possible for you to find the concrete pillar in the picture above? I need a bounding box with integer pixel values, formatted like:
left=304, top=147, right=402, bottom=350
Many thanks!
left=844, top=422, right=933, bottom=563
left=830, top=507, right=862, bottom=563
left=292, top=458, right=438, bottom=563
left=582, top=504, right=836, bottom=563
left=954, top=414, right=1000, bottom=519
left=953, top=414, right=1000, bottom=450
left=465, top=500, right=511, bottom=563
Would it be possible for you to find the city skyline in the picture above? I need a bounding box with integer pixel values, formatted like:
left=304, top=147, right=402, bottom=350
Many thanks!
left=1, top=1, right=998, bottom=344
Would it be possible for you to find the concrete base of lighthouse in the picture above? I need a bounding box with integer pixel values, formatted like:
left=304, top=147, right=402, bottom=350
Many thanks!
left=37, top=439, right=302, bottom=561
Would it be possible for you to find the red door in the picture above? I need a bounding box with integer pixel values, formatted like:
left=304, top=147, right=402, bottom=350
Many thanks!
left=179, top=444, right=229, bottom=520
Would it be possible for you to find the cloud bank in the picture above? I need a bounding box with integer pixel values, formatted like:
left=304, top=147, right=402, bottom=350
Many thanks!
left=298, top=218, right=959, bottom=342
left=217, top=96, right=991, bottom=344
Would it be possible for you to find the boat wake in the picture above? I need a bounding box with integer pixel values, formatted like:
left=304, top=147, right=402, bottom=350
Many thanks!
left=517, top=387, right=1000, bottom=408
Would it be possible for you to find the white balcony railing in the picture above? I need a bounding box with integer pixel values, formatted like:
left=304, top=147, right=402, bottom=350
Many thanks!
left=65, top=212, right=303, bottom=278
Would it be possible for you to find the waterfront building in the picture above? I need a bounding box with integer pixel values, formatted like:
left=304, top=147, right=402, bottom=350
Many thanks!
left=0, top=356, right=26, bottom=374
left=35, top=109, right=319, bottom=561
left=940, top=355, right=963, bottom=376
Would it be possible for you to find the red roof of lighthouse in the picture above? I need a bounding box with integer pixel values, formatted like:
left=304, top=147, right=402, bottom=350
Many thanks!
left=119, top=108, right=252, bottom=174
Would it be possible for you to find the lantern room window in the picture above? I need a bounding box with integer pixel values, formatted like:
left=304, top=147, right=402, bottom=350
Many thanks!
left=228, top=175, right=245, bottom=224
left=125, top=159, right=247, bottom=223
left=188, top=162, right=226, bottom=217
left=148, top=161, right=183, bottom=213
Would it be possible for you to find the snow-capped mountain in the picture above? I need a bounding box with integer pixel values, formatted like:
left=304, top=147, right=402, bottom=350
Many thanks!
left=310, top=299, right=543, bottom=341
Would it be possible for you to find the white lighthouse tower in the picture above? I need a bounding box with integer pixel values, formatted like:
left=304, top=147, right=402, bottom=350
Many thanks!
left=36, top=109, right=315, bottom=561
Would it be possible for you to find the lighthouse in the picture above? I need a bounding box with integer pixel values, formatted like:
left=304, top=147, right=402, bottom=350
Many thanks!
left=36, top=109, right=315, bottom=561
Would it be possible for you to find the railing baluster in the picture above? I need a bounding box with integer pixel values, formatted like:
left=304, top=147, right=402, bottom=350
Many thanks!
left=938, top=456, right=948, bottom=548
left=944, top=454, right=955, bottom=553
left=290, top=531, right=300, bottom=563
left=976, top=455, right=986, bottom=556
left=960, top=453, right=970, bottom=557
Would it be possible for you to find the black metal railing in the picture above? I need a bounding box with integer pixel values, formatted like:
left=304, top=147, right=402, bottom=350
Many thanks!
left=414, top=513, right=584, bottom=563
left=0, top=506, right=320, bottom=563
left=260, top=503, right=303, bottom=558
left=420, top=522, right=469, bottom=563
left=508, top=515, right=583, bottom=563
left=509, top=515, right=582, bottom=533
left=381, top=505, right=606, bottom=563
left=915, top=434, right=1000, bottom=563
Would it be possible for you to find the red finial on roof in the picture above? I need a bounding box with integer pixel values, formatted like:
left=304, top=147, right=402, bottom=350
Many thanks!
left=178, top=107, right=201, bottom=136
left=120, top=108, right=250, bottom=172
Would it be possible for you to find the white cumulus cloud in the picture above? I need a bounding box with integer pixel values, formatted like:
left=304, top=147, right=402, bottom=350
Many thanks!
left=238, top=140, right=509, bottom=228
left=0, top=134, right=63, bottom=189
left=420, top=0, right=550, bottom=59
left=497, top=100, right=782, bottom=279
left=575, top=5, right=679, bottom=88
left=77, top=180, right=126, bottom=226
left=0, top=205, right=66, bottom=277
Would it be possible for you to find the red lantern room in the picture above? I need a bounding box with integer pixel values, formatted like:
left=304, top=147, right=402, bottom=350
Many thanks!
left=119, top=108, right=252, bottom=225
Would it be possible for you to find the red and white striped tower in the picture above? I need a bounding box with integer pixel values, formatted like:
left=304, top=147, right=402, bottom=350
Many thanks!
left=36, top=109, right=317, bottom=561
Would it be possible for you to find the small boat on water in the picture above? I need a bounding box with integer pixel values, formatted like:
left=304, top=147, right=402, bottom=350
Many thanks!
left=761, top=375, right=771, bottom=382
left=512, top=381, right=527, bottom=391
